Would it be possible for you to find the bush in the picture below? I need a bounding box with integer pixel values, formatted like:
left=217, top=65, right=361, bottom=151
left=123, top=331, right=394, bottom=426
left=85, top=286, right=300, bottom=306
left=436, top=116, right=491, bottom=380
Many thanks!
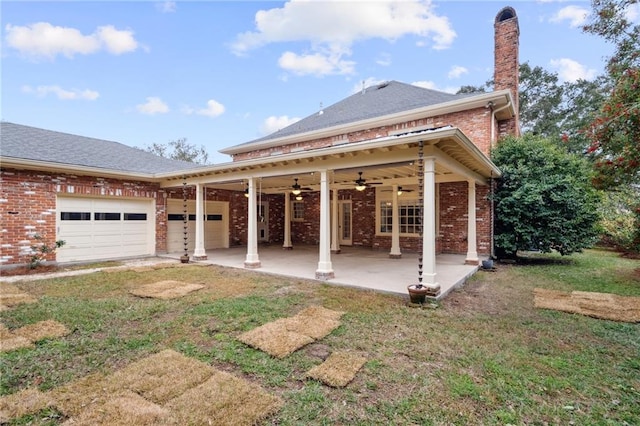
left=491, top=135, right=600, bottom=259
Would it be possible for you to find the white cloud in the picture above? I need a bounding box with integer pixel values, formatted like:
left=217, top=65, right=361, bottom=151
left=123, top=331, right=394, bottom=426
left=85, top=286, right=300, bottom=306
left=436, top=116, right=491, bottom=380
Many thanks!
left=411, top=80, right=457, bottom=94
left=95, top=25, right=138, bottom=55
left=260, top=115, right=301, bottom=135
left=197, top=99, right=225, bottom=118
left=22, top=84, right=99, bottom=100
left=136, top=97, right=169, bottom=115
left=231, top=0, right=455, bottom=76
left=549, top=58, right=597, bottom=82
left=278, top=50, right=355, bottom=76
left=550, top=5, right=589, bottom=28
left=156, top=1, right=176, bottom=13
left=625, top=3, right=640, bottom=22
left=4, top=22, right=140, bottom=60
left=447, top=65, right=468, bottom=79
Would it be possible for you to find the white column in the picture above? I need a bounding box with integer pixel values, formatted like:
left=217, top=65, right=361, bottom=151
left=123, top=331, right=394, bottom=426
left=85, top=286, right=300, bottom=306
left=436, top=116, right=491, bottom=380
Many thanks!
left=389, top=184, right=402, bottom=258
left=465, top=180, right=479, bottom=265
left=331, top=188, right=340, bottom=253
left=244, top=177, right=261, bottom=268
left=316, top=170, right=334, bottom=279
left=193, top=183, right=207, bottom=259
left=283, top=192, right=293, bottom=249
left=422, top=157, right=440, bottom=293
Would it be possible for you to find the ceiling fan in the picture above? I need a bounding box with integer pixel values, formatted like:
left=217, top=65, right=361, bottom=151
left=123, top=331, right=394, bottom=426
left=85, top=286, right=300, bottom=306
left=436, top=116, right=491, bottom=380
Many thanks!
left=291, top=178, right=312, bottom=195
left=354, top=172, right=382, bottom=191
left=382, top=186, right=414, bottom=195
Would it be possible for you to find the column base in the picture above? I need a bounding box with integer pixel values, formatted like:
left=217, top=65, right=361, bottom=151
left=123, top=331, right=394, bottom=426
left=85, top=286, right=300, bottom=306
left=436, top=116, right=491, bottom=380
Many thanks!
left=244, top=261, right=261, bottom=269
left=464, top=258, right=479, bottom=265
left=331, top=249, right=341, bottom=254
left=282, top=246, right=293, bottom=250
left=193, top=255, right=208, bottom=261
left=389, top=253, right=402, bottom=259
left=315, top=270, right=335, bottom=280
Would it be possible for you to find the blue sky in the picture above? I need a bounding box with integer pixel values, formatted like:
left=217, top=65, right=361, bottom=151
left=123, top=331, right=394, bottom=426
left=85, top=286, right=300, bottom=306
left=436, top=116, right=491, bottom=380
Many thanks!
left=1, top=1, right=630, bottom=164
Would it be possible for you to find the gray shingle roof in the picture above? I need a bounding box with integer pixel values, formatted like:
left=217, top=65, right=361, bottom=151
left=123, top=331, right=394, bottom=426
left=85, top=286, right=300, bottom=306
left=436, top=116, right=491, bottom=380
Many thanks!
left=0, top=122, right=200, bottom=174
left=225, top=80, right=474, bottom=152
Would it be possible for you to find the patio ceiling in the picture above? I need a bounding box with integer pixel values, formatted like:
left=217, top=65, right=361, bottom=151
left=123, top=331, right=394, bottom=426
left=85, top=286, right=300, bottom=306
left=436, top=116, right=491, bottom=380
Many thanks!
left=158, top=127, right=501, bottom=193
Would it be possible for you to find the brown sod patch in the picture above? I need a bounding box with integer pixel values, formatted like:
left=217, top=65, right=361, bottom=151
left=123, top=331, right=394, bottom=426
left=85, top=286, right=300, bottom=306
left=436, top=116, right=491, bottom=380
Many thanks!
left=0, top=283, right=38, bottom=308
left=305, top=351, right=368, bottom=388
left=61, top=391, right=170, bottom=426
left=166, top=370, right=283, bottom=425
left=46, top=350, right=281, bottom=425
left=534, top=288, right=640, bottom=322
left=237, top=306, right=344, bottom=358
left=0, top=388, right=54, bottom=423
left=129, top=280, right=205, bottom=299
left=0, top=320, right=70, bottom=353
left=13, top=320, right=70, bottom=342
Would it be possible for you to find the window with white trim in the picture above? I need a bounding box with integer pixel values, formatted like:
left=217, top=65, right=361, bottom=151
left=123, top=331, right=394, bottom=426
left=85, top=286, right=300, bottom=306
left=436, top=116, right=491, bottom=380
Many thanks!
left=378, top=200, right=423, bottom=235
left=292, top=201, right=304, bottom=221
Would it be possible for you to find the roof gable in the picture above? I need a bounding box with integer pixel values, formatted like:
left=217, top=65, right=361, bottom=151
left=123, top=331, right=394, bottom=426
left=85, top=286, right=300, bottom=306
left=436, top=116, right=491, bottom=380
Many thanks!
left=224, top=81, right=473, bottom=153
left=0, top=122, right=200, bottom=174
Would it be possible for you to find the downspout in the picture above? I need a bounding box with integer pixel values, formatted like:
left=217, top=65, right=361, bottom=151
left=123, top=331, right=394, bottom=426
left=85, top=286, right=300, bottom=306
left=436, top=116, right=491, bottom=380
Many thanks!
left=490, top=100, right=511, bottom=148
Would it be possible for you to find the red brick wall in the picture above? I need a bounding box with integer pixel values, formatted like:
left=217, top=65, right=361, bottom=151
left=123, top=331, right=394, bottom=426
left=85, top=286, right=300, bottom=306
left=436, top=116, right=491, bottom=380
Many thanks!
left=0, top=168, right=163, bottom=266
left=438, top=182, right=491, bottom=255
left=232, top=107, right=494, bottom=161
left=494, top=6, right=520, bottom=137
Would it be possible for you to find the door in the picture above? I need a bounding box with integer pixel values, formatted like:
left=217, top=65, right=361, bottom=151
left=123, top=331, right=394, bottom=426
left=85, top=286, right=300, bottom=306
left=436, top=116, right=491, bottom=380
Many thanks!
left=257, top=202, right=269, bottom=242
left=338, top=200, right=352, bottom=245
left=57, top=196, right=155, bottom=262
left=167, top=199, right=229, bottom=252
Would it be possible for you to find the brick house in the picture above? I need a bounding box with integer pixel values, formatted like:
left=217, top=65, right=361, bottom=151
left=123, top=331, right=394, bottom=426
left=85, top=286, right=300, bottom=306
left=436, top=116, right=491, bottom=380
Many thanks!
left=1, top=7, right=520, bottom=298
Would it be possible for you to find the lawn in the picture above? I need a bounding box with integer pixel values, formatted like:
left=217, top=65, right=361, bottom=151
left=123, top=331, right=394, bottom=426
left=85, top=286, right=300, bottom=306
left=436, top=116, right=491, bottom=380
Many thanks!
left=1, top=248, right=639, bottom=425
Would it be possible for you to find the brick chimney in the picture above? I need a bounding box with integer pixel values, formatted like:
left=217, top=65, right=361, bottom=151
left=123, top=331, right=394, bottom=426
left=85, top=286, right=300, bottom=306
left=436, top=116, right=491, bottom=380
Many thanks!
left=494, top=6, right=520, bottom=137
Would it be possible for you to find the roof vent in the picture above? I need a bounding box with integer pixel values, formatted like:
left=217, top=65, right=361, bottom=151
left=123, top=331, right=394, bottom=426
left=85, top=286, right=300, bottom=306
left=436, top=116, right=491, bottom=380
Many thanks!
left=377, top=81, right=390, bottom=90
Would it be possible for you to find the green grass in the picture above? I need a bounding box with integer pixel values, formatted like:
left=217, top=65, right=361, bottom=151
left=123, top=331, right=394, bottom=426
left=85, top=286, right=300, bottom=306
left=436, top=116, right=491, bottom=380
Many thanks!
left=1, top=248, right=638, bottom=425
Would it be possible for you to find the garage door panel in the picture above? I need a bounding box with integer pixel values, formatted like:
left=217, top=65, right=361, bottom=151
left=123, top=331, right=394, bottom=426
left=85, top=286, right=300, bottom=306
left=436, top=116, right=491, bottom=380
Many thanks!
left=167, top=200, right=228, bottom=252
left=57, top=197, right=154, bottom=262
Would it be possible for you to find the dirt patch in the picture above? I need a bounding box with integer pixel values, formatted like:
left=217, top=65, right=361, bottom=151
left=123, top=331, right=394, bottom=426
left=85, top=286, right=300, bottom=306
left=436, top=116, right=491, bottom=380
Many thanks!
left=0, top=264, right=61, bottom=277
left=0, top=320, right=70, bottom=353
left=130, top=281, right=205, bottom=300
left=305, top=351, right=367, bottom=388
left=237, top=306, right=344, bottom=358
left=0, top=388, right=54, bottom=423
left=534, top=288, right=640, bottom=323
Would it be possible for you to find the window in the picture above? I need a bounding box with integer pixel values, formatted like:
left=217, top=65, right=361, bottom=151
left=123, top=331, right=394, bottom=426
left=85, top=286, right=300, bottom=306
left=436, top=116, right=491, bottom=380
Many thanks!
left=378, top=200, right=423, bottom=235
left=168, top=214, right=186, bottom=221
left=207, top=214, right=223, bottom=221
left=61, top=212, right=90, bottom=221
left=292, top=201, right=304, bottom=221
left=94, top=212, right=121, bottom=221
left=124, top=213, right=147, bottom=221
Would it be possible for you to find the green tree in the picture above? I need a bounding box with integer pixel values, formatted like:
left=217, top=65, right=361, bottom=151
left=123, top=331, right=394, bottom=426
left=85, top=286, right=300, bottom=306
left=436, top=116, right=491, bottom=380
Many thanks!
left=582, top=0, right=640, bottom=188
left=519, top=62, right=564, bottom=137
left=145, top=138, right=210, bottom=164
left=491, top=135, right=601, bottom=259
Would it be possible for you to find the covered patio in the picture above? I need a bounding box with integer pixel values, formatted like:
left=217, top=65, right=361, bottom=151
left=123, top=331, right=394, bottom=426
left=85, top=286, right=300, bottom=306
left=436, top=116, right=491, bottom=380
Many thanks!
left=164, top=245, right=479, bottom=300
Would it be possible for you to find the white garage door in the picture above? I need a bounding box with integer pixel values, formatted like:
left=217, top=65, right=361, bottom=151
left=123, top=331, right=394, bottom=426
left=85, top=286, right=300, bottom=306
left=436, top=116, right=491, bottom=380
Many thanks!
left=56, top=197, right=155, bottom=262
left=167, top=200, right=229, bottom=253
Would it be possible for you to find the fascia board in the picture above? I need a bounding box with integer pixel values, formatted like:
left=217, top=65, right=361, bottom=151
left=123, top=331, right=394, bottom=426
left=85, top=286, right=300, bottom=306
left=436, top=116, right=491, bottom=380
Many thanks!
left=0, top=157, right=158, bottom=181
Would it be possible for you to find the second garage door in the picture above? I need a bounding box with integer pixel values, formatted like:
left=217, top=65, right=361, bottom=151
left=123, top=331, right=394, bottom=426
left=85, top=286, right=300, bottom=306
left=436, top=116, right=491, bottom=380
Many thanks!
left=167, top=199, right=229, bottom=252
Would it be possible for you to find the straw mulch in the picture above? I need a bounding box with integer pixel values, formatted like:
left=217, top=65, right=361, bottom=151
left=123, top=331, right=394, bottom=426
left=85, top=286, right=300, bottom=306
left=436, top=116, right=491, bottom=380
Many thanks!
left=305, top=351, right=367, bottom=388
left=0, top=283, right=38, bottom=310
left=46, top=349, right=282, bottom=425
left=534, top=288, right=640, bottom=323
left=0, top=320, right=70, bottom=353
left=129, top=281, right=205, bottom=299
left=238, top=306, right=344, bottom=358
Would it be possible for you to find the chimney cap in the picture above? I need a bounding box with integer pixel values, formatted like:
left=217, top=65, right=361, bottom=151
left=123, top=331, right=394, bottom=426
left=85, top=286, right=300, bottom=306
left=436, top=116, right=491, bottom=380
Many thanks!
left=495, top=6, right=517, bottom=24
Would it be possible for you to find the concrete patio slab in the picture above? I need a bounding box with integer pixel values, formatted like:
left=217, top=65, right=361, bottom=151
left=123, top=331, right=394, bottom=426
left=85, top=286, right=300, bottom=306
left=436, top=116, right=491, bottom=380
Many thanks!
left=166, top=245, right=479, bottom=300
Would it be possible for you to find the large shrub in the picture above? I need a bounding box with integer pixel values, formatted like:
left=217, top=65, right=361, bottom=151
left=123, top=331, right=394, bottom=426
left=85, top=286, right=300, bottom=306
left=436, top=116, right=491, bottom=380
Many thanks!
left=492, top=135, right=601, bottom=258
